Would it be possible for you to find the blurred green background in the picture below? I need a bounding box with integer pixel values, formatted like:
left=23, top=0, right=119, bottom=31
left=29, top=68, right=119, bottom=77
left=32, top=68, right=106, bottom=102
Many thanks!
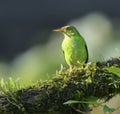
left=0, top=1, right=120, bottom=113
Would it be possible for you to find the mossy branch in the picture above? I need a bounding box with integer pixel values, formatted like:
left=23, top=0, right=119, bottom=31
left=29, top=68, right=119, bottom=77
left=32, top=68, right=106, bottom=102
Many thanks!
left=0, top=58, right=120, bottom=114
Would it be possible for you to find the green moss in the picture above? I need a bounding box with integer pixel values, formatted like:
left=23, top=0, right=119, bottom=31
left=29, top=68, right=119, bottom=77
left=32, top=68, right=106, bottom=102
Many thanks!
left=0, top=58, right=120, bottom=114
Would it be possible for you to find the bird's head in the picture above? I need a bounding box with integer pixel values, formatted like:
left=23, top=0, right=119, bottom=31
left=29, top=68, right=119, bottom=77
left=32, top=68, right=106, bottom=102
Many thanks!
left=53, top=25, right=79, bottom=38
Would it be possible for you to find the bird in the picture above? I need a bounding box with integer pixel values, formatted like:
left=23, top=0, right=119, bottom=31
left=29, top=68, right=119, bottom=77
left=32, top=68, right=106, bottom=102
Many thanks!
left=53, top=25, right=88, bottom=67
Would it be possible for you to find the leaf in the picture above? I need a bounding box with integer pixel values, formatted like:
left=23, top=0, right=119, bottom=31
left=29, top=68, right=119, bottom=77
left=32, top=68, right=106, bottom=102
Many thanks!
left=63, top=100, right=81, bottom=105
left=86, top=96, right=100, bottom=107
left=106, top=66, right=120, bottom=77
left=103, top=105, right=116, bottom=114
left=87, top=96, right=97, bottom=102
left=63, top=99, right=99, bottom=105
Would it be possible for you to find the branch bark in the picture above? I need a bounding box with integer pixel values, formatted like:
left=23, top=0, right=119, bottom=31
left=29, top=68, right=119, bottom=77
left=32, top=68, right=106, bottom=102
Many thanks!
left=0, top=57, right=120, bottom=114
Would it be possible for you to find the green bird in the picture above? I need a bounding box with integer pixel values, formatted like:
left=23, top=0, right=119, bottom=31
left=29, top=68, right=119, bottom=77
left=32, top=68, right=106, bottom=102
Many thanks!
left=53, top=25, right=88, bottom=67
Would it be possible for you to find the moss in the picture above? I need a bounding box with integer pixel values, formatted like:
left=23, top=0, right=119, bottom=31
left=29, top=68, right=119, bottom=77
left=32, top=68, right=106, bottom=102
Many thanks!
left=0, top=58, right=120, bottom=114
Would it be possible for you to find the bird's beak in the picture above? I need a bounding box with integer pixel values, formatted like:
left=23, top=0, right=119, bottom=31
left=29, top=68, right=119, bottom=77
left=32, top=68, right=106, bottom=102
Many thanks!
left=53, top=28, right=64, bottom=32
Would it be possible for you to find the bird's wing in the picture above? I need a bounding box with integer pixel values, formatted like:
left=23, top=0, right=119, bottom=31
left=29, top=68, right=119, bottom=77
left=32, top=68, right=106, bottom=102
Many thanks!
left=85, top=44, right=89, bottom=63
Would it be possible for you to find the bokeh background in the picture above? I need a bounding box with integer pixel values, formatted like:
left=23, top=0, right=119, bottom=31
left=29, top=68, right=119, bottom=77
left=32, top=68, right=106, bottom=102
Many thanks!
left=0, top=1, right=120, bottom=113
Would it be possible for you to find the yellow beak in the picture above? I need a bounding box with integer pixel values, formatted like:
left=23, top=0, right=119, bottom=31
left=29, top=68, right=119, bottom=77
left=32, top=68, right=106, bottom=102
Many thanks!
left=53, top=28, right=64, bottom=32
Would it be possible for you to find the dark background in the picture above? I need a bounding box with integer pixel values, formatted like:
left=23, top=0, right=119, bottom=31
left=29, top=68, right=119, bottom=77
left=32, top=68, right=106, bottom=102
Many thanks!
left=0, top=0, right=119, bottom=61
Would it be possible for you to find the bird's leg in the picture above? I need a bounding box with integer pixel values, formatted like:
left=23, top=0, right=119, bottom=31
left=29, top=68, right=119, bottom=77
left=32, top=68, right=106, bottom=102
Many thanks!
left=69, top=65, right=73, bottom=71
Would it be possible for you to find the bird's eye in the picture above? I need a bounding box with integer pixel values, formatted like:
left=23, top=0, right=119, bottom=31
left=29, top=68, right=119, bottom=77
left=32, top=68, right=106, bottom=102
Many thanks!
left=66, top=27, right=71, bottom=31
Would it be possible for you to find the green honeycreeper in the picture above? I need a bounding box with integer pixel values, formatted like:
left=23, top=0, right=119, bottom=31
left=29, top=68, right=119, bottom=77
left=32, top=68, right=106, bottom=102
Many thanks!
left=53, top=25, right=88, bottom=67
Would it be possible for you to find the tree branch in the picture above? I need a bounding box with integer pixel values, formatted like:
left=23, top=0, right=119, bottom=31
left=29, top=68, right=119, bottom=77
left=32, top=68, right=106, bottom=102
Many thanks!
left=0, top=57, right=120, bottom=114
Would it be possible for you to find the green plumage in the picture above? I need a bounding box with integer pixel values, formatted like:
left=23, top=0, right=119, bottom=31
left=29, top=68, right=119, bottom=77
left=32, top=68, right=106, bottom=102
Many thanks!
left=54, top=25, right=88, bottom=66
